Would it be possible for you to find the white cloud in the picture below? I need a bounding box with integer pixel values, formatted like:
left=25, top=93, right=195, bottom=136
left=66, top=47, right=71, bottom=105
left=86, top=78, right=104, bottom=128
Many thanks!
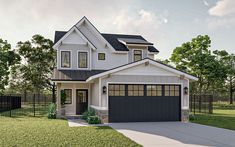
left=203, top=0, right=209, bottom=6
left=207, top=17, right=235, bottom=29
left=113, top=9, right=168, bottom=36
left=209, top=0, right=235, bottom=17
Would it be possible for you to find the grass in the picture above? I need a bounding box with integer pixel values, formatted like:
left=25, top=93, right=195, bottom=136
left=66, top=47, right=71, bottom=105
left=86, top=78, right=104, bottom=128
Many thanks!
left=190, top=102, right=235, bottom=130
left=0, top=116, right=140, bottom=147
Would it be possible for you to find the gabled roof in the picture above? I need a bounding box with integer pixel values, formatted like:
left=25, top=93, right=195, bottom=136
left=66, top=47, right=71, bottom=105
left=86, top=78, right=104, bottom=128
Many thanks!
left=54, top=31, right=159, bottom=53
left=86, top=58, right=198, bottom=82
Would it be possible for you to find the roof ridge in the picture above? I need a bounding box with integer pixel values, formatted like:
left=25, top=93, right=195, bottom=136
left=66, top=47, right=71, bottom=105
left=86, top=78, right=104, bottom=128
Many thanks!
left=101, top=33, right=142, bottom=36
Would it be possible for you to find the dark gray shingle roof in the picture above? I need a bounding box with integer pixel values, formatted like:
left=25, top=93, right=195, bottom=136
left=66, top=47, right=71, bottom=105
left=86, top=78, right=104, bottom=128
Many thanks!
left=52, top=69, right=107, bottom=81
left=54, top=31, right=159, bottom=53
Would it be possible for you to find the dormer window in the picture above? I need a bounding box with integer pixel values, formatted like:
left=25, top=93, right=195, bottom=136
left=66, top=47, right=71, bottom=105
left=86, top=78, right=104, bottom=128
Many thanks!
left=133, top=50, right=142, bottom=62
left=78, top=51, right=88, bottom=68
left=61, top=51, right=71, bottom=68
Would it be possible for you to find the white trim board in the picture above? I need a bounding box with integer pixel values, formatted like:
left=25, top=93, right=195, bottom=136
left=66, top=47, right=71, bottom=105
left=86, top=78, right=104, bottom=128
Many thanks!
left=86, top=58, right=198, bottom=82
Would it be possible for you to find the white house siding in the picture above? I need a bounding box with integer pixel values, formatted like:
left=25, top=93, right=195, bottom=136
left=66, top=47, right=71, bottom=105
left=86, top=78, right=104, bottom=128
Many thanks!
left=100, top=75, right=189, bottom=110
left=57, top=44, right=91, bottom=70
left=60, top=83, right=90, bottom=115
left=90, top=79, right=99, bottom=106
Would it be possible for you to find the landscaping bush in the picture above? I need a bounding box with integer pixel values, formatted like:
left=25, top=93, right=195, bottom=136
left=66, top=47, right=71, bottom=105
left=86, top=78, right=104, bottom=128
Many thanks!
left=81, top=108, right=95, bottom=120
left=87, top=116, right=101, bottom=124
left=189, top=114, right=196, bottom=121
left=47, top=103, right=57, bottom=119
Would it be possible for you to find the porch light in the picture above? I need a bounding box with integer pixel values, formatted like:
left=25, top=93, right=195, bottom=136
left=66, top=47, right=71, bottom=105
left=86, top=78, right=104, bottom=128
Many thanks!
left=184, top=87, right=188, bottom=95
left=103, top=86, right=107, bottom=94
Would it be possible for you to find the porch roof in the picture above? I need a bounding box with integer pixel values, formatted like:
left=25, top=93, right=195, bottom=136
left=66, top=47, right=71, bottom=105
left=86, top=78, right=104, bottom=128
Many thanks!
left=51, top=68, right=107, bottom=81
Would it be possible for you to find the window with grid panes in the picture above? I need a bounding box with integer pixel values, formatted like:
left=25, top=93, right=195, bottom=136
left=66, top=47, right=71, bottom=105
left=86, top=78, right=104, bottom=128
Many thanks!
left=108, top=84, right=125, bottom=96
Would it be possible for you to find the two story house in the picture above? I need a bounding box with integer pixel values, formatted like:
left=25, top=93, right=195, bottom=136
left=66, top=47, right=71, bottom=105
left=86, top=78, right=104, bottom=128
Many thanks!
left=52, top=16, right=198, bottom=123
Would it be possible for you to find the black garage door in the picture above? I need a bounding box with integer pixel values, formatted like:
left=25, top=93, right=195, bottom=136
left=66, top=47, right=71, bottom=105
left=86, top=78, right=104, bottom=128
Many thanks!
left=108, top=84, right=181, bottom=122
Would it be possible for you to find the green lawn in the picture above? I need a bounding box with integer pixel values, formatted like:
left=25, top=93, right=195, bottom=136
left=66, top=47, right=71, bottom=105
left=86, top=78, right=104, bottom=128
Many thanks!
left=0, top=117, right=140, bottom=147
left=190, top=102, right=235, bottom=130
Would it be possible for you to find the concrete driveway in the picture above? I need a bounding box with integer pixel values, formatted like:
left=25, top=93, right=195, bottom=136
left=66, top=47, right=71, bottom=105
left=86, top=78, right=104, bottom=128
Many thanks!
left=109, top=122, right=235, bottom=147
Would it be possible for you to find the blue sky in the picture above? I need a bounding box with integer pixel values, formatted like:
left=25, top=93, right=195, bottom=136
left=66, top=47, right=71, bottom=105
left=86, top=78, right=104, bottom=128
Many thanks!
left=0, top=0, right=234, bottom=59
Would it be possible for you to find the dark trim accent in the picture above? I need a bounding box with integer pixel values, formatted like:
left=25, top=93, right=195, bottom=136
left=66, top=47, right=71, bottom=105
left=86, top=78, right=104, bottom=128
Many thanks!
left=98, top=53, right=105, bottom=60
left=78, top=51, right=88, bottom=68
left=63, top=89, right=72, bottom=104
left=61, top=51, right=71, bottom=68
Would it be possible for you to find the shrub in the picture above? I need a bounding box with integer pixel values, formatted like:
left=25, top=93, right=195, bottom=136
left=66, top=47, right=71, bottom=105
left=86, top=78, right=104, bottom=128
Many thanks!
left=189, top=114, right=196, bottom=121
left=47, top=103, right=57, bottom=119
left=81, top=108, right=95, bottom=120
left=87, top=116, right=101, bottom=124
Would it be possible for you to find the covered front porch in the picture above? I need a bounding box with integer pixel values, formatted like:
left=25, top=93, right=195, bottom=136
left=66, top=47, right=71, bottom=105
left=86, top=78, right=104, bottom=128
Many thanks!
left=56, top=82, right=91, bottom=116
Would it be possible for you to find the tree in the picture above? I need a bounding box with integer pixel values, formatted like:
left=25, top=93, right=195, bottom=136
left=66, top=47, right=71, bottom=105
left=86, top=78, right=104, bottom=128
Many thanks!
left=170, top=35, right=227, bottom=95
left=0, top=39, right=20, bottom=94
left=213, top=50, right=235, bottom=104
left=16, top=35, right=55, bottom=94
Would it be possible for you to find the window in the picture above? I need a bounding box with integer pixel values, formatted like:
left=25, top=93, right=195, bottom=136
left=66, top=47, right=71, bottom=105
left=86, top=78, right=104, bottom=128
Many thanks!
left=147, top=85, right=162, bottom=96
left=63, top=89, right=72, bottom=104
left=98, top=53, right=105, bottom=60
left=108, top=84, right=125, bottom=96
left=128, top=85, right=144, bottom=96
left=133, top=50, right=142, bottom=62
left=61, top=51, right=71, bottom=68
left=78, top=52, right=88, bottom=68
left=164, top=85, right=180, bottom=96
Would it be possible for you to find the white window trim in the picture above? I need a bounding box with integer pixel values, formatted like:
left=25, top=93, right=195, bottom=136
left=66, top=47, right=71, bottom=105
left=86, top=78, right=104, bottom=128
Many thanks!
left=132, top=49, right=143, bottom=62
left=60, top=50, right=72, bottom=69
left=77, top=50, right=89, bottom=70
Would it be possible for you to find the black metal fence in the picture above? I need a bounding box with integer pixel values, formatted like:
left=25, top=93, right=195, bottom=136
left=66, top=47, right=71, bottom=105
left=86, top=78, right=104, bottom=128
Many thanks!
left=190, top=94, right=213, bottom=114
left=0, top=96, right=21, bottom=113
left=0, top=93, right=53, bottom=117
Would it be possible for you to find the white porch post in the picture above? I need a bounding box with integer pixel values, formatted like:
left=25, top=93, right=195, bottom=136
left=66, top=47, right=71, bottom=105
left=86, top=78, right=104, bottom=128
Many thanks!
left=57, top=83, right=61, bottom=117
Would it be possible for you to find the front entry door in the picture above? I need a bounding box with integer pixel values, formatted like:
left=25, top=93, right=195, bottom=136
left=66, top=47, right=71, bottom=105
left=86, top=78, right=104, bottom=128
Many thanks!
left=76, top=89, right=88, bottom=115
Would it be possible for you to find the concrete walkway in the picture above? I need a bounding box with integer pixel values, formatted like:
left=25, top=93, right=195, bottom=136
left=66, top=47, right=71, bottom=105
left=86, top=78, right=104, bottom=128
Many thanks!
left=109, top=122, right=235, bottom=147
left=68, top=119, right=108, bottom=127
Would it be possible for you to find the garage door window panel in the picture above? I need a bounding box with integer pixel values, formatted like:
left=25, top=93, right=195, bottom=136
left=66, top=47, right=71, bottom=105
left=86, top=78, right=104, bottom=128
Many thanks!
left=108, top=84, right=125, bottom=96
left=128, top=85, right=144, bottom=96
left=147, top=85, right=162, bottom=96
left=164, top=85, right=180, bottom=96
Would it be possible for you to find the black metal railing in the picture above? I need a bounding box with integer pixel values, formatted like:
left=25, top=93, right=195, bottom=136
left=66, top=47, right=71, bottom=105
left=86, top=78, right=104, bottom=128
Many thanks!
left=0, top=94, right=53, bottom=117
left=190, top=94, right=213, bottom=114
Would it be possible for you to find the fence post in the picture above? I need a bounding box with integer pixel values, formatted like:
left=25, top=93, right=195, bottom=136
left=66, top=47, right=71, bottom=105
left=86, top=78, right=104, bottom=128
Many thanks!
left=33, top=94, right=36, bottom=117
left=193, top=95, right=195, bottom=115
left=209, top=95, right=213, bottom=114
left=9, top=96, right=12, bottom=117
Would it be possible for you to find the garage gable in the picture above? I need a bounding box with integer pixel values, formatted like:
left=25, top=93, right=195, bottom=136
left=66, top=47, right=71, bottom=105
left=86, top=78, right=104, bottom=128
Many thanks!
left=113, top=62, right=176, bottom=76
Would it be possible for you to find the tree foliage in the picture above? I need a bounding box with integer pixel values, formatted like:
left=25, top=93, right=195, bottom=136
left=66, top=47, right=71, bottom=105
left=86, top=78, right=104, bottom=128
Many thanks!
left=12, top=35, right=55, bottom=93
left=0, top=39, right=20, bottom=94
left=170, top=35, right=227, bottom=94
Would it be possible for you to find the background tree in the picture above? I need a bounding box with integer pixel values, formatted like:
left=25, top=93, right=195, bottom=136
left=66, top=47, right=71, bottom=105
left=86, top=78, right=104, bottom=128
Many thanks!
left=16, top=35, right=55, bottom=95
left=213, top=50, right=235, bottom=104
left=0, top=39, right=20, bottom=94
left=170, top=35, right=227, bottom=95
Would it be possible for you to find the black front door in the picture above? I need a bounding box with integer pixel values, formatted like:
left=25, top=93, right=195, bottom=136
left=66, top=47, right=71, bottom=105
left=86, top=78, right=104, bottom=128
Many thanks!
left=76, top=89, right=88, bottom=115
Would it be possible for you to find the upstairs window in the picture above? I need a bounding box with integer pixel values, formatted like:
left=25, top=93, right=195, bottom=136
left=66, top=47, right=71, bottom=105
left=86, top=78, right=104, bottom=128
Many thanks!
left=98, top=53, right=105, bottom=60
left=61, top=51, right=71, bottom=68
left=78, top=52, right=88, bottom=68
left=133, top=50, right=142, bottom=62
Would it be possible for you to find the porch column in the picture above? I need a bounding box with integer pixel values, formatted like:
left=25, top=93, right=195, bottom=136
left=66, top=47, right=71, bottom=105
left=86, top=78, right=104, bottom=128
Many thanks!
left=57, top=83, right=61, bottom=117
